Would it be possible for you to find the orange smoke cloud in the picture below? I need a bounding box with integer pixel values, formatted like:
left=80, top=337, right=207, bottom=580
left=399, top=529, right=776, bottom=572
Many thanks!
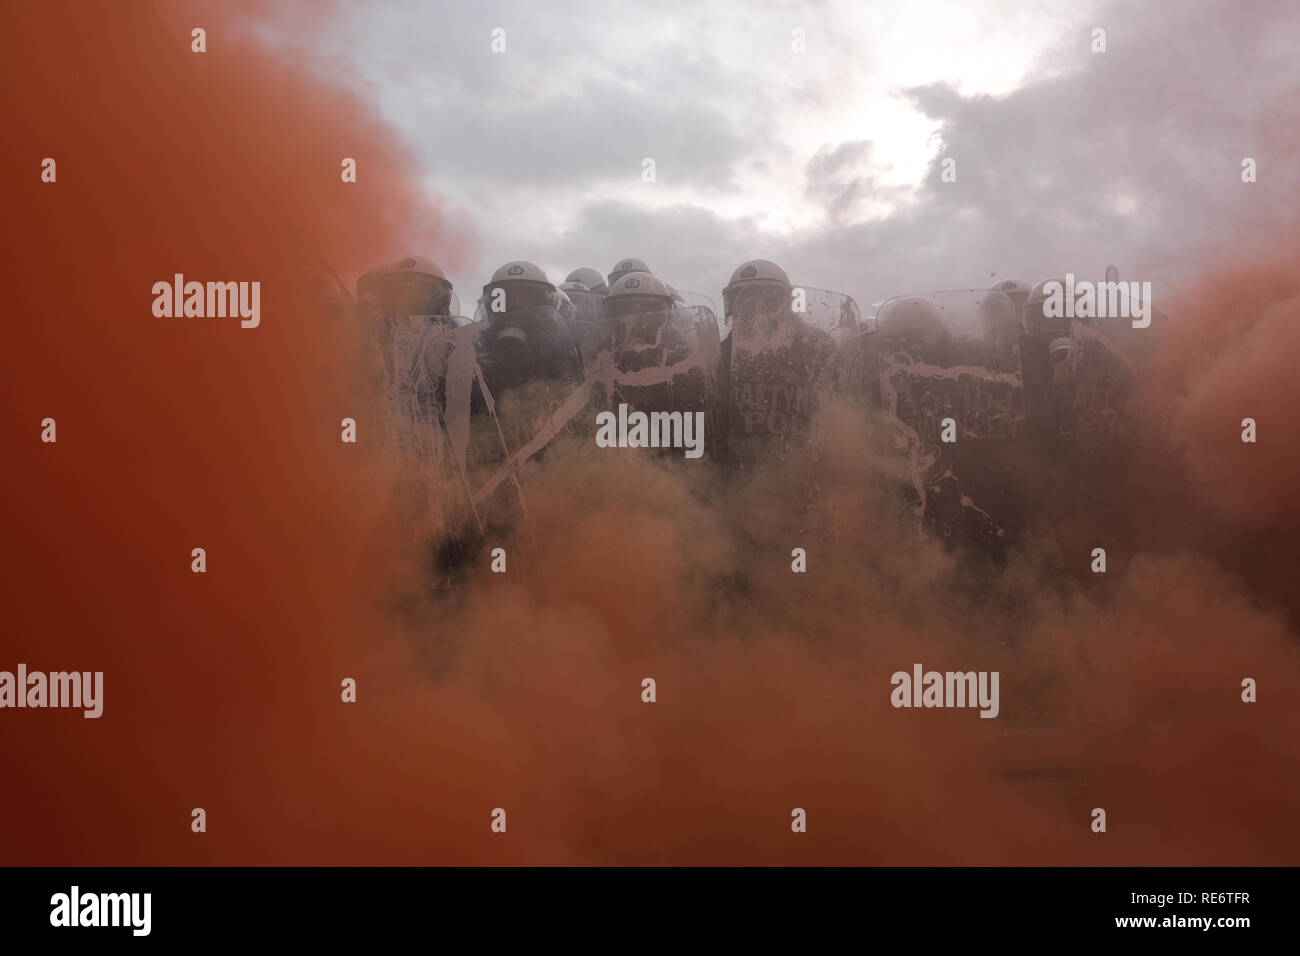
left=0, top=0, right=482, bottom=863
left=1161, top=262, right=1300, bottom=532
left=2, top=1, right=1297, bottom=868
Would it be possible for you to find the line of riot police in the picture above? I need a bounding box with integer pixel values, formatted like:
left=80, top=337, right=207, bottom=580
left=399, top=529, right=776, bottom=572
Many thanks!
left=302, top=254, right=1156, bottom=570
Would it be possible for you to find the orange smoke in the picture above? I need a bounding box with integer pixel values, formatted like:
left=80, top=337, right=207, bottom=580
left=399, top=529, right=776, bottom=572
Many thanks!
left=1161, top=262, right=1300, bottom=532
left=1, top=1, right=1297, bottom=867
left=0, top=0, right=482, bottom=863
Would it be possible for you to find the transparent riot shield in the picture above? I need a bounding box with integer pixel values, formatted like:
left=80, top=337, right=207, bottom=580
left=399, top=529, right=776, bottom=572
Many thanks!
left=566, top=287, right=605, bottom=325
left=565, top=315, right=608, bottom=376
left=587, top=307, right=722, bottom=442
left=669, top=302, right=721, bottom=358
left=461, top=305, right=593, bottom=531
left=1030, top=287, right=1147, bottom=532
left=874, top=290, right=1029, bottom=547
left=662, top=287, right=730, bottom=343
left=680, top=289, right=716, bottom=312
left=365, top=313, right=486, bottom=576
left=562, top=287, right=611, bottom=374
left=1055, top=319, right=1138, bottom=452
left=725, top=287, right=845, bottom=465
left=875, top=287, right=1146, bottom=548
left=1071, top=279, right=1166, bottom=364
left=799, top=286, right=867, bottom=339
left=798, top=286, right=870, bottom=398
left=1015, top=311, right=1139, bottom=454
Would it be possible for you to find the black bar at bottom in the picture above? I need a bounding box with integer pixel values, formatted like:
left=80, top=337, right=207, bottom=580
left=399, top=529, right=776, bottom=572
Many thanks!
left=0, top=866, right=1281, bottom=943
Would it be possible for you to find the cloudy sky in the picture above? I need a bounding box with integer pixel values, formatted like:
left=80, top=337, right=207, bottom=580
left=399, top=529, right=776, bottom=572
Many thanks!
left=267, top=0, right=1298, bottom=313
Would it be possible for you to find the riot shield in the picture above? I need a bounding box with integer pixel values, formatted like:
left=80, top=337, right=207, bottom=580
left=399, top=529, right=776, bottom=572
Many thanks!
left=585, top=305, right=723, bottom=455
left=460, top=305, right=593, bottom=530
left=1037, top=298, right=1145, bottom=531
left=358, top=302, right=599, bottom=582
left=1016, top=320, right=1139, bottom=455
left=365, top=313, right=485, bottom=573
left=668, top=301, right=721, bottom=355
left=561, top=287, right=610, bottom=374
left=1081, top=292, right=1165, bottom=363
left=725, top=287, right=845, bottom=465
left=800, top=286, right=867, bottom=339
left=799, top=287, right=870, bottom=397
left=565, top=315, right=608, bottom=374
left=1054, top=319, right=1138, bottom=452
left=664, top=288, right=729, bottom=343
left=874, top=287, right=1146, bottom=548
left=680, top=289, right=715, bottom=311
left=874, top=290, right=1029, bottom=547
left=566, top=287, right=605, bottom=325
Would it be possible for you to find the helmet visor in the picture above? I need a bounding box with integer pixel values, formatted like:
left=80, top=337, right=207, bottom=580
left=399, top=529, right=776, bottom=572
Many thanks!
left=603, top=295, right=673, bottom=321
left=483, top=281, right=555, bottom=315
left=724, top=283, right=793, bottom=330
left=379, top=273, right=451, bottom=317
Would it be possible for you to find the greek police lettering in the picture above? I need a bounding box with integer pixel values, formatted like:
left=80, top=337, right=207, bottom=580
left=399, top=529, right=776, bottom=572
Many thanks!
left=49, top=886, right=151, bottom=936
left=595, top=403, right=705, bottom=459
left=0, top=664, right=103, bottom=718
left=151, top=274, right=261, bottom=328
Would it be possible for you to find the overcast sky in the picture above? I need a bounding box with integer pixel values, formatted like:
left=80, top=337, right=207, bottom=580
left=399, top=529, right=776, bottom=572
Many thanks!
left=270, top=0, right=1300, bottom=314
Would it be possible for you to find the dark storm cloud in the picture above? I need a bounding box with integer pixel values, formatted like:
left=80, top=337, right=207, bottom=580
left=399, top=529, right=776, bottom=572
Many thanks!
left=272, top=0, right=1300, bottom=312
left=803, top=140, right=914, bottom=226
left=782, top=0, right=1300, bottom=309
left=533, top=0, right=1300, bottom=311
